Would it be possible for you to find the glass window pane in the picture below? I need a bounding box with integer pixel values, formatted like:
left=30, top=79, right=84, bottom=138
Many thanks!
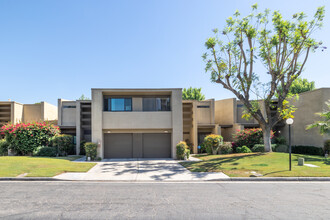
left=125, top=98, right=132, bottom=111
left=111, top=98, right=125, bottom=111
left=143, top=98, right=155, bottom=111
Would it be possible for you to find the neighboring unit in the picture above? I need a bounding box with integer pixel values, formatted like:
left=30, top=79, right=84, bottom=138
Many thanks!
left=183, top=99, right=220, bottom=154
left=280, top=88, right=330, bottom=148
left=0, top=101, right=57, bottom=127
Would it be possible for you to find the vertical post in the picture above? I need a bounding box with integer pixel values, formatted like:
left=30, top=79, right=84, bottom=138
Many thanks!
left=289, top=124, right=291, bottom=171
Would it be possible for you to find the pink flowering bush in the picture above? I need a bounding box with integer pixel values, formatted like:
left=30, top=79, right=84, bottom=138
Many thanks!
left=0, top=122, right=60, bottom=155
left=233, top=128, right=274, bottom=149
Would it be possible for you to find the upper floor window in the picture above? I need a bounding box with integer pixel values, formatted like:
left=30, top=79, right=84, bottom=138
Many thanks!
left=143, top=97, right=171, bottom=111
left=104, top=98, right=132, bottom=112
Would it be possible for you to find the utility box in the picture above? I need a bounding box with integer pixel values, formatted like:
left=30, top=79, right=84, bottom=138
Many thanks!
left=298, top=157, right=304, bottom=166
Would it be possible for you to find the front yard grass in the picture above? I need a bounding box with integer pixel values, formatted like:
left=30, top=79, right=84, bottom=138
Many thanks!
left=0, top=156, right=96, bottom=177
left=180, top=152, right=330, bottom=177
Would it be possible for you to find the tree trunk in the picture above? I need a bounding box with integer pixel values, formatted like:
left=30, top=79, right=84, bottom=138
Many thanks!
left=262, top=126, right=272, bottom=152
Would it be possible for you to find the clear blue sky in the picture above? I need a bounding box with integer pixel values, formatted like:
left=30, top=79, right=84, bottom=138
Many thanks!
left=0, top=0, right=329, bottom=105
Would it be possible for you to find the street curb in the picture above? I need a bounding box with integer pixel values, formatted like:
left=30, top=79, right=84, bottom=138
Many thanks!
left=1, top=177, right=330, bottom=182
left=0, top=177, right=66, bottom=181
left=211, top=177, right=330, bottom=181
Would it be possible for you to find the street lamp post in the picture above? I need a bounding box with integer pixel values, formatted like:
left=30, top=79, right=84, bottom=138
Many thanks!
left=286, top=118, right=294, bottom=171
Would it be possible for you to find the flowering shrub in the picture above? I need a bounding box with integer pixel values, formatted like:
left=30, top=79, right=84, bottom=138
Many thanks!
left=0, top=122, right=60, bottom=155
left=204, top=134, right=223, bottom=155
left=233, top=128, right=274, bottom=149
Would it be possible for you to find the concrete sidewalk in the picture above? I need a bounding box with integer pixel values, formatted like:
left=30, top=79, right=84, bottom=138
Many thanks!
left=54, top=158, right=229, bottom=181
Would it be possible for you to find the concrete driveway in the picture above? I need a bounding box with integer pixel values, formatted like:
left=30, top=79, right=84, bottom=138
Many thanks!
left=54, top=158, right=229, bottom=181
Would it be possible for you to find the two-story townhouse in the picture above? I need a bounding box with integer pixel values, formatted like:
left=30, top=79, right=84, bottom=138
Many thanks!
left=91, top=88, right=182, bottom=159
left=0, top=101, right=57, bottom=127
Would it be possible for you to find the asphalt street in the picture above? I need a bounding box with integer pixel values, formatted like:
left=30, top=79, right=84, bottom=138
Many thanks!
left=0, top=181, right=329, bottom=219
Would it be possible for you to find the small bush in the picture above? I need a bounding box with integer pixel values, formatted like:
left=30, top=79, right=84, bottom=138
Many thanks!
left=33, top=146, right=57, bottom=157
left=204, top=134, right=223, bottom=155
left=252, top=144, right=276, bottom=152
left=176, top=141, right=189, bottom=160
left=198, top=142, right=207, bottom=153
left=236, top=145, right=252, bottom=153
left=324, top=140, right=330, bottom=154
left=273, top=136, right=287, bottom=145
left=0, top=139, right=9, bottom=156
left=275, top=144, right=288, bottom=153
left=80, top=140, right=87, bottom=155
left=219, top=142, right=233, bottom=154
left=84, top=142, right=97, bottom=161
left=51, top=135, right=74, bottom=156
left=233, top=128, right=273, bottom=149
left=292, top=145, right=324, bottom=156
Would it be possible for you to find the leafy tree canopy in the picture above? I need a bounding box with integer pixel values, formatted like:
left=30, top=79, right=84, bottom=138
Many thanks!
left=279, top=77, right=315, bottom=95
left=203, top=3, right=325, bottom=151
left=182, top=87, right=205, bottom=101
left=78, top=94, right=90, bottom=100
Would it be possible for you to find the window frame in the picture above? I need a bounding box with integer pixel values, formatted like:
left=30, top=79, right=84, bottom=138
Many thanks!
left=103, top=97, right=132, bottom=112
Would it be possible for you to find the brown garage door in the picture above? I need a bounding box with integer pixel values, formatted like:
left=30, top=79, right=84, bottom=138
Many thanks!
left=142, top=133, right=171, bottom=158
left=104, top=133, right=133, bottom=158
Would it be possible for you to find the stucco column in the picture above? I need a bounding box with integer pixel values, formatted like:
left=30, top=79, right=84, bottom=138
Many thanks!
left=171, top=89, right=183, bottom=159
left=192, top=102, right=198, bottom=154
left=57, top=99, right=62, bottom=126
left=92, top=90, right=103, bottom=158
left=76, top=101, right=81, bottom=155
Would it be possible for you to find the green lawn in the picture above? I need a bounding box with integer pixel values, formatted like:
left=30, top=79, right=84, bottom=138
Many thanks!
left=181, top=152, right=330, bottom=177
left=0, top=156, right=96, bottom=177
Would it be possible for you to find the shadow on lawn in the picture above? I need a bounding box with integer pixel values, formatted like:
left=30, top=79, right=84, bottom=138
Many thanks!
left=183, top=153, right=266, bottom=172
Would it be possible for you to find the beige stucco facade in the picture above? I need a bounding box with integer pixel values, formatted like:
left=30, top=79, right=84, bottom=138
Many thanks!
left=0, top=101, right=57, bottom=127
left=280, top=88, right=330, bottom=148
left=91, top=88, right=183, bottom=159
left=183, top=99, right=221, bottom=153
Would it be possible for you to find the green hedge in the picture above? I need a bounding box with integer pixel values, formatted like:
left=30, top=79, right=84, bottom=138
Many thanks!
left=33, top=146, right=57, bottom=157
left=84, top=142, right=97, bottom=161
left=252, top=144, right=276, bottom=152
left=51, top=134, right=74, bottom=156
left=0, top=139, right=9, bottom=156
left=291, top=145, right=324, bottom=156
left=324, top=140, right=330, bottom=153
left=275, top=144, right=288, bottom=153
left=236, top=145, right=252, bottom=153
left=219, top=142, right=233, bottom=154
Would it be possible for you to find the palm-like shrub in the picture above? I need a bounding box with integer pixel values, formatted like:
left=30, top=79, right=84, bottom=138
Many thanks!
left=204, top=134, right=223, bottom=155
left=307, top=100, right=330, bottom=135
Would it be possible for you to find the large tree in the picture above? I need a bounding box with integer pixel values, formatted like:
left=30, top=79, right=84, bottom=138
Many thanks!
left=182, top=87, right=205, bottom=101
left=279, top=77, right=315, bottom=95
left=203, top=4, right=325, bottom=152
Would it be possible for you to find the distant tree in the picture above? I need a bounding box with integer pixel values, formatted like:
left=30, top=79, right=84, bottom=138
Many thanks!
left=278, top=77, right=315, bottom=95
left=203, top=4, right=325, bottom=152
left=78, top=94, right=90, bottom=100
left=182, top=87, right=205, bottom=101
left=307, top=100, right=330, bottom=135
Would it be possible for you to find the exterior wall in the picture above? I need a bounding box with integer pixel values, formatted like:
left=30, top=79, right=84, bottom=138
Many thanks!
left=92, top=88, right=182, bottom=159
left=280, top=88, right=330, bottom=148
left=43, top=102, right=58, bottom=122
left=13, top=102, right=24, bottom=124
left=196, top=99, right=214, bottom=124
left=215, top=98, right=236, bottom=125
left=103, top=112, right=172, bottom=129
left=61, top=101, right=77, bottom=126
left=23, top=104, right=42, bottom=123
